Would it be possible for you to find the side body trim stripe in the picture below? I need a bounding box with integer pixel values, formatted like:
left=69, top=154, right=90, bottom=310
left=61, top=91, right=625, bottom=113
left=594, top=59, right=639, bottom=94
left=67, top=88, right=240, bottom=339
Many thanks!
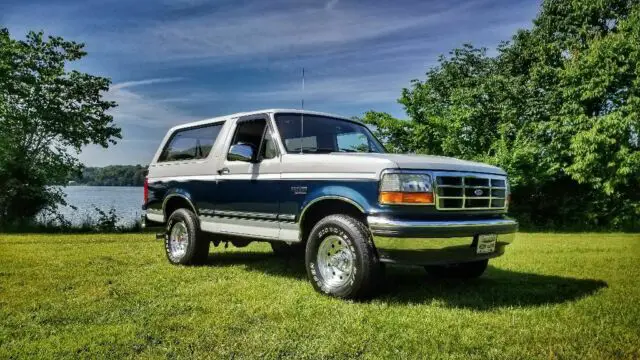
left=148, top=172, right=378, bottom=183
left=199, top=215, right=300, bottom=242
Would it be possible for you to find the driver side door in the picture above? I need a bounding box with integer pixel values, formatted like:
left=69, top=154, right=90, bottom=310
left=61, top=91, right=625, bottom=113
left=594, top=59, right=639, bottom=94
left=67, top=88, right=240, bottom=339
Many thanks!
left=213, top=117, right=282, bottom=239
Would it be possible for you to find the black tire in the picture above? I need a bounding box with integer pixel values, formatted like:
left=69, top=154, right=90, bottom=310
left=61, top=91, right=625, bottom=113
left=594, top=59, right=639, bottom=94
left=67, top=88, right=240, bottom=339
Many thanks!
left=164, top=208, right=210, bottom=265
left=305, top=214, right=381, bottom=299
left=270, top=242, right=304, bottom=257
left=425, top=259, right=488, bottom=279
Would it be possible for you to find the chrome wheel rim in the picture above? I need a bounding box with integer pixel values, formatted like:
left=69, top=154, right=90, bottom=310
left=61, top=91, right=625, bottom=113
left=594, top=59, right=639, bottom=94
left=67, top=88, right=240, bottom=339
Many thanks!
left=169, top=222, right=189, bottom=258
left=317, top=235, right=355, bottom=288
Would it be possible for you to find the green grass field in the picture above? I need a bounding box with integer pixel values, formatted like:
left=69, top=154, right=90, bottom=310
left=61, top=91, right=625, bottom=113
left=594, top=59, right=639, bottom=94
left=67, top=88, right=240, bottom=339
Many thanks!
left=1, top=233, right=639, bottom=359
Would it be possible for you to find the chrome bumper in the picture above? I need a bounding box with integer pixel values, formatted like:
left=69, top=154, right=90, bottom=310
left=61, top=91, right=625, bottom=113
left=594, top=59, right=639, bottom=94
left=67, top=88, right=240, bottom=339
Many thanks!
left=143, top=211, right=165, bottom=228
left=367, top=216, right=518, bottom=266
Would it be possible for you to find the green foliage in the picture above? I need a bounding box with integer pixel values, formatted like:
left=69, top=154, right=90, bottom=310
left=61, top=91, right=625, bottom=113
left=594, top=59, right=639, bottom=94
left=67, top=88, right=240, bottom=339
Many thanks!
left=93, top=206, right=121, bottom=232
left=361, top=0, right=640, bottom=230
left=70, top=165, right=147, bottom=186
left=0, top=29, right=120, bottom=225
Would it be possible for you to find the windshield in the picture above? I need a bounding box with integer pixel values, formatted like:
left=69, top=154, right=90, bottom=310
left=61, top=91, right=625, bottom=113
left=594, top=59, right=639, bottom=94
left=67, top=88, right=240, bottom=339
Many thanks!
left=274, top=113, right=385, bottom=154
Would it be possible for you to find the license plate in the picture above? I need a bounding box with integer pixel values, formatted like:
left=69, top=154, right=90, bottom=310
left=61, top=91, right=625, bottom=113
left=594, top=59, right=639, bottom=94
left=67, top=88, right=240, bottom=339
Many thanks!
left=477, top=234, right=497, bottom=254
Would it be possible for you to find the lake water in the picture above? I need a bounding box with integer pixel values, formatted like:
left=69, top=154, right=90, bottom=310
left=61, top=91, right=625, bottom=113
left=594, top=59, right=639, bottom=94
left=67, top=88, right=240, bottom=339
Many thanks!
left=53, top=186, right=143, bottom=226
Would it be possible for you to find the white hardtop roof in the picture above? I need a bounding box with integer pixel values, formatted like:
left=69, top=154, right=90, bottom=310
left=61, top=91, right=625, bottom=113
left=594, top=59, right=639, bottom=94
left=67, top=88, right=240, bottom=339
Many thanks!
left=169, top=109, right=362, bottom=132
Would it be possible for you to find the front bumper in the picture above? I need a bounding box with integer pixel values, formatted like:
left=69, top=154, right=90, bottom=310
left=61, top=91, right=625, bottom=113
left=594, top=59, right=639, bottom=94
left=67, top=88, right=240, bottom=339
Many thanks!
left=368, top=216, right=517, bottom=266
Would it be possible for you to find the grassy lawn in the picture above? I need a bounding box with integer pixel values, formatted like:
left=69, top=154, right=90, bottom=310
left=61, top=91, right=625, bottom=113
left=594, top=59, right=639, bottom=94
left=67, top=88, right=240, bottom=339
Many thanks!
left=0, top=233, right=639, bottom=359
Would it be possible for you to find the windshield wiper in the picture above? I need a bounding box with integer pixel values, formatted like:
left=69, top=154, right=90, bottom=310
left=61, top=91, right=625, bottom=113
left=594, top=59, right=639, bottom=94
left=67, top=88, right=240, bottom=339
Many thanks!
left=293, top=147, right=376, bottom=154
left=294, top=147, right=335, bottom=153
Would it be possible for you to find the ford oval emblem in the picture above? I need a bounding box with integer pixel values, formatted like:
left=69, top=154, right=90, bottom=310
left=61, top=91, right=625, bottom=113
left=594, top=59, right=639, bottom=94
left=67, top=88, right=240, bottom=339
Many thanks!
left=474, top=189, right=484, bottom=196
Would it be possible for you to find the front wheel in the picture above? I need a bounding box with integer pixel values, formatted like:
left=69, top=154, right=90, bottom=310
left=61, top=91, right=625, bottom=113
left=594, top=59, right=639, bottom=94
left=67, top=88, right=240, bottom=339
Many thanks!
left=305, top=214, right=381, bottom=299
left=425, top=259, right=488, bottom=279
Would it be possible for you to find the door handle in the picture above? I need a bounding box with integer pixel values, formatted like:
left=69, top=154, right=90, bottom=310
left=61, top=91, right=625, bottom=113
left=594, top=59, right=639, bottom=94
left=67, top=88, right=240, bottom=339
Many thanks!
left=218, top=167, right=230, bottom=175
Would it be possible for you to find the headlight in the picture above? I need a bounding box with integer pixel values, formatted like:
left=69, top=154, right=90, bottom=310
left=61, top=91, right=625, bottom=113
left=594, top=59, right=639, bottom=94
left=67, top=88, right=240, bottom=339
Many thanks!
left=379, top=172, right=434, bottom=205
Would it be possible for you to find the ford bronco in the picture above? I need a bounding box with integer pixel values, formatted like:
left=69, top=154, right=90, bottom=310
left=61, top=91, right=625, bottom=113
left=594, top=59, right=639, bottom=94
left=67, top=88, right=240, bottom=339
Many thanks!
left=142, top=109, right=517, bottom=299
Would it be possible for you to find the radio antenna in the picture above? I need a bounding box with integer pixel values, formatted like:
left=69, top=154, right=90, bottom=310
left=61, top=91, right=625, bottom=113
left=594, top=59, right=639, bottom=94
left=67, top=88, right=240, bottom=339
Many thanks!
left=300, top=67, right=304, bottom=154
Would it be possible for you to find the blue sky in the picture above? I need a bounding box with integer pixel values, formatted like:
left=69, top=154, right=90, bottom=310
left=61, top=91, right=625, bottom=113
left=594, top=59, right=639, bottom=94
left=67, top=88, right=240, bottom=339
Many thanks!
left=2, top=0, right=540, bottom=166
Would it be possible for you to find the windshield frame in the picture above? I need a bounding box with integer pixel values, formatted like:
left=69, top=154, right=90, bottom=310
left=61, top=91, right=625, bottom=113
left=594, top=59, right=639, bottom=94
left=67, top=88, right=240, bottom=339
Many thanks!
left=273, top=112, right=386, bottom=154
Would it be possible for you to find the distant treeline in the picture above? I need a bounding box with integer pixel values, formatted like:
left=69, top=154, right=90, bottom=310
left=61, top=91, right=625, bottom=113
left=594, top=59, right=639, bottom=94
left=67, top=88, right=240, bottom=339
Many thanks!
left=70, top=165, right=147, bottom=186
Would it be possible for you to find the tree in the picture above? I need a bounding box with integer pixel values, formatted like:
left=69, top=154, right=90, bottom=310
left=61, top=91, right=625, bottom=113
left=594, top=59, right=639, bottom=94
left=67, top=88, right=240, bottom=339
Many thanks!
left=69, top=165, right=147, bottom=186
left=0, top=29, right=121, bottom=225
left=361, top=0, right=640, bottom=230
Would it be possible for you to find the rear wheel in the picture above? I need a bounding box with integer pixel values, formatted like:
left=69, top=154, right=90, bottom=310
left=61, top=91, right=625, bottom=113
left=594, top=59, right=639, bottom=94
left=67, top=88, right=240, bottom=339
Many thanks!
left=425, top=259, right=488, bottom=279
left=164, top=208, right=209, bottom=265
left=305, top=214, right=381, bottom=299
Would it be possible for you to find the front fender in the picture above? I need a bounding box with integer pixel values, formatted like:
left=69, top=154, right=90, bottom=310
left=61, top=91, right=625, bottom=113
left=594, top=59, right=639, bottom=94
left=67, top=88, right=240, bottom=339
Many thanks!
left=300, top=184, right=375, bottom=216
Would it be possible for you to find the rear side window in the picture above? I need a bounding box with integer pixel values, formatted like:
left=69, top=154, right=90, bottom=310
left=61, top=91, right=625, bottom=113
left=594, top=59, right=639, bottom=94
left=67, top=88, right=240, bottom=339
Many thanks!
left=158, top=123, right=223, bottom=162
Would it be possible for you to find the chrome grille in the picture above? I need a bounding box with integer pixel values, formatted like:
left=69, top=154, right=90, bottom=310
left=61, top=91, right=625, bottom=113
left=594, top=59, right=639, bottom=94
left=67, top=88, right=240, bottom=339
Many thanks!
left=434, top=172, right=507, bottom=210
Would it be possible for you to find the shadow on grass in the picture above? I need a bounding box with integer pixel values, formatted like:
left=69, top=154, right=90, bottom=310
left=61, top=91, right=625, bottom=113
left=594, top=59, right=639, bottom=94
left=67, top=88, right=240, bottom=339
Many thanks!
left=203, top=251, right=607, bottom=310
left=205, top=251, right=308, bottom=281
left=377, top=266, right=607, bottom=309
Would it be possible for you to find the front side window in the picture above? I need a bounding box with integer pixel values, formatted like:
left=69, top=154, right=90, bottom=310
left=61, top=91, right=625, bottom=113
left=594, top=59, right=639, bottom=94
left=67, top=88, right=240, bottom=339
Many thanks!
left=230, top=119, right=266, bottom=154
left=228, top=118, right=279, bottom=161
left=159, top=123, right=223, bottom=162
left=274, top=114, right=385, bottom=153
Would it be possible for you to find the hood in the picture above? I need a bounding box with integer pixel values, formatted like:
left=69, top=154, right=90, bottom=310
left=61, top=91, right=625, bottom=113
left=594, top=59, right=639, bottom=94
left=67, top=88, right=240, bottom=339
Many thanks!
left=334, top=153, right=506, bottom=175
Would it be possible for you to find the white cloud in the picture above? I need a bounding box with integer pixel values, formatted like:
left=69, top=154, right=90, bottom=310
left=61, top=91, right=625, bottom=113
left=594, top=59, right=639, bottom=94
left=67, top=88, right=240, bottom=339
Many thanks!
left=106, top=0, right=490, bottom=62
left=106, top=79, right=198, bottom=127
left=244, top=72, right=405, bottom=105
left=110, top=77, right=184, bottom=90
left=325, top=0, right=339, bottom=10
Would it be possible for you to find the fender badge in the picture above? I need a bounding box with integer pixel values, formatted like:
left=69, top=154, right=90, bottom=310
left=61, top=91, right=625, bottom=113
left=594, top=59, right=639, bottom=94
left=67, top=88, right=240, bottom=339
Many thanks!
left=291, top=186, right=307, bottom=195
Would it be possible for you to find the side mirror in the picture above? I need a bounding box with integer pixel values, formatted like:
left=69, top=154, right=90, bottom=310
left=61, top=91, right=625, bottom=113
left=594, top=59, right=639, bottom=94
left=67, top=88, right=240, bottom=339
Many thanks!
left=227, top=143, right=254, bottom=162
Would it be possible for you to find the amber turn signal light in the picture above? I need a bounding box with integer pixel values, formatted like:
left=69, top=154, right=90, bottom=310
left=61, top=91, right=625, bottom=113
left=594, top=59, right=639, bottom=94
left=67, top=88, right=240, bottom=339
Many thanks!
left=379, top=191, right=434, bottom=205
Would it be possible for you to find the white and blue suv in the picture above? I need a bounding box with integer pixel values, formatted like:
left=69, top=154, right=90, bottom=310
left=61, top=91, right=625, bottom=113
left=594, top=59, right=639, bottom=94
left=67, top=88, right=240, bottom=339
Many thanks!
left=143, top=109, right=517, bottom=299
